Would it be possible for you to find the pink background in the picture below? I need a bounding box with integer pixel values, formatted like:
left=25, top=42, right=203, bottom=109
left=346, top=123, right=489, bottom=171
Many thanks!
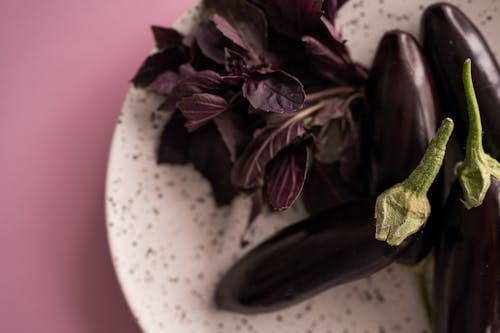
left=0, top=0, right=195, bottom=332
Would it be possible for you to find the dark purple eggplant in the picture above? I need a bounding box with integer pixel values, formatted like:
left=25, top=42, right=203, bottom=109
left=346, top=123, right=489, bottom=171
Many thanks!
left=363, top=30, right=442, bottom=264
left=421, top=2, right=500, bottom=159
left=215, top=199, right=407, bottom=313
left=433, top=179, right=500, bottom=332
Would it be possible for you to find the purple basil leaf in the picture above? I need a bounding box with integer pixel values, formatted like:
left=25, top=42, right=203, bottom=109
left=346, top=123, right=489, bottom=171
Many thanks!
left=205, top=0, right=268, bottom=58
left=266, top=144, right=309, bottom=210
left=195, top=22, right=228, bottom=64
left=338, top=0, right=349, bottom=7
left=313, top=95, right=362, bottom=164
left=337, top=108, right=362, bottom=184
left=149, top=71, right=179, bottom=95
left=151, top=26, right=183, bottom=50
left=248, top=0, right=265, bottom=8
left=189, top=42, right=226, bottom=72
left=312, top=97, right=349, bottom=126
left=249, top=188, right=265, bottom=224
left=188, top=122, right=238, bottom=205
left=178, top=63, right=196, bottom=77
left=157, top=111, right=190, bottom=165
left=131, top=48, right=187, bottom=87
left=160, top=70, right=224, bottom=112
left=224, top=48, right=247, bottom=75
left=262, top=36, right=315, bottom=79
left=213, top=106, right=253, bottom=161
left=182, top=33, right=196, bottom=49
left=301, top=160, right=361, bottom=215
left=242, top=70, right=305, bottom=113
left=221, top=75, right=243, bottom=86
left=313, top=119, right=344, bottom=163
left=322, top=0, right=349, bottom=22
left=263, top=111, right=298, bottom=127
left=302, top=36, right=356, bottom=84
left=247, top=104, right=265, bottom=115
left=316, top=16, right=349, bottom=56
left=177, top=93, right=228, bottom=132
left=232, top=115, right=306, bottom=190
left=322, top=0, right=338, bottom=21
left=262, top=0, right=324, bottom=39
left=263, top=49, right=286, bottom=68
left=211, top=14, right=247, bottom=50
left=239, top=187, right=266, bottom=248
left=297, top=0, right=325, bottom=32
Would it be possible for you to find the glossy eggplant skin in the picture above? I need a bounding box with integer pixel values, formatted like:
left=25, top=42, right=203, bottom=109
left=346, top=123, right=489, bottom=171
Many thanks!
left=433, top=180, right=500, bottom=332
left=363, top=30, right=442, bottom=264
left=215, top=200, right=405, bottom=313
left=422, top=3, right=500, bottom=159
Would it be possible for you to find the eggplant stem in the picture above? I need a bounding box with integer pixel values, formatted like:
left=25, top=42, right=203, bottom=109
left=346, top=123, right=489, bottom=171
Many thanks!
left=375, top=119, right=453, bottom=246
left=455, top=59, right=500, bottom=208
left=463, top=58, right=484, bottom=159
left=409, top=258, right=433, bottom=328
left=403, top=118, right=454, bottom=196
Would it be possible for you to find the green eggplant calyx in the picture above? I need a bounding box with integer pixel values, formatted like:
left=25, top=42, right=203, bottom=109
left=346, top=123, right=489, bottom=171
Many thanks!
left=486, top=155, right=500, bottom=180
left=376, top=118, right=454, bottom=246
left=375, top=185, right=430, bottom=246
left=456, top=58, right=500, bottom=208
left=455, top=157, right=491, bottom=209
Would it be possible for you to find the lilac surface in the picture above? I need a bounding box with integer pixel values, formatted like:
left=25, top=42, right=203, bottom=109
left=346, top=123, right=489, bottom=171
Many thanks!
left=0, top=0, right=195, bottom=332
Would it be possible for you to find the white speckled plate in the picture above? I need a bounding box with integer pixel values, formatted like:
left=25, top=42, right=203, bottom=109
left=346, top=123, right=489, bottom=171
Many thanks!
left=106, top=1, right=500, bottom=332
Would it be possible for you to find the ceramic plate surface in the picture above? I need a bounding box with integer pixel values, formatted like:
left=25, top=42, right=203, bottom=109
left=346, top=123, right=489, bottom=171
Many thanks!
left=106, top=1, right=500, bottom=332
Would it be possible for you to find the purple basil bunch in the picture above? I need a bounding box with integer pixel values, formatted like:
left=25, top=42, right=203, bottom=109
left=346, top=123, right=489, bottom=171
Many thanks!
left=132, top=0, right=366, bottom=221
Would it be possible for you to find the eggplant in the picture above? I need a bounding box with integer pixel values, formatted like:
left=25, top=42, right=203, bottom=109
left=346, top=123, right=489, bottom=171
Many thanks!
left=363, top=30, right=442, bottom=264
left=433, top=180, right=500, bottom=332
left=215, top=199, right=406, bottom=313
left=421, top=2, right=500, bottom=159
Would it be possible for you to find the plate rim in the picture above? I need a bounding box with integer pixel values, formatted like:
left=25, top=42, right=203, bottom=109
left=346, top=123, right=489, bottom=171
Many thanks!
left=104, top=3, right=202, bottom=330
